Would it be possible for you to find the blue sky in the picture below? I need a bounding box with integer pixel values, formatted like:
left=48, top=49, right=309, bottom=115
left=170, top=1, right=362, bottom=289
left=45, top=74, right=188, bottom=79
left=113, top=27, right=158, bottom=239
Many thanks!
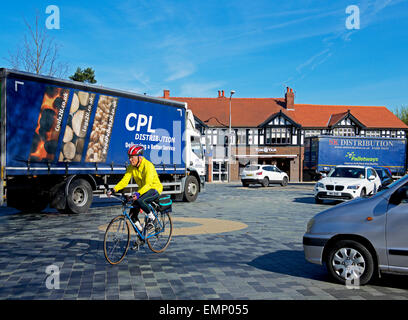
left=0, top=0, right=407, bottom=111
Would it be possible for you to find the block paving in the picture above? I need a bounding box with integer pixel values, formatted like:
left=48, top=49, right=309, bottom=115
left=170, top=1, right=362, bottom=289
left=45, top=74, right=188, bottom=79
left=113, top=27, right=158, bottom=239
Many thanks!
left=1, top=183, right=408, bottom=300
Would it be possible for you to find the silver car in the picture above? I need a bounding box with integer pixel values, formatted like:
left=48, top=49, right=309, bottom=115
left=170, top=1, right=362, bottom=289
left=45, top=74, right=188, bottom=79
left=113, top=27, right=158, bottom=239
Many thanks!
left=304, top=174, right=408, bottom=285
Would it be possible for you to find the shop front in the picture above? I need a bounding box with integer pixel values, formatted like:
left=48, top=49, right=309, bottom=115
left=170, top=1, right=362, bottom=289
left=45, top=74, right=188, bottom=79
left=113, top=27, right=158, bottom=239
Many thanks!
left=231, top=146, right=304, bottom=182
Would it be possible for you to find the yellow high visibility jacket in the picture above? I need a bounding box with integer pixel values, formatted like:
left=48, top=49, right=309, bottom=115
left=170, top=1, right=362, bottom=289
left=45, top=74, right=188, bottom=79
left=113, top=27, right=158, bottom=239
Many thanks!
left=113, top=158, right=163, bottom=195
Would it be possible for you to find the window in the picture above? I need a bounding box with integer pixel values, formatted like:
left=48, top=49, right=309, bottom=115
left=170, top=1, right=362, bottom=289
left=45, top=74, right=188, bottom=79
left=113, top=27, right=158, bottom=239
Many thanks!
left=332, top=127, right=355, bottom=136
left=305, top=130, right=321, bottom=137
left=191, top=136, right=203, bottom=159
left=366, top=130, right=380, bottom=137
left=236, top=129, right=246, bottom=145
left=261, top=127, right=292, bottom=145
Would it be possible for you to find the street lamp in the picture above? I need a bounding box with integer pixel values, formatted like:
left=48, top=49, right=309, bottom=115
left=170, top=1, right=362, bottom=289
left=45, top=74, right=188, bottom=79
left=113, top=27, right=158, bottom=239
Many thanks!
left=228, top=90, right=235, bottom=182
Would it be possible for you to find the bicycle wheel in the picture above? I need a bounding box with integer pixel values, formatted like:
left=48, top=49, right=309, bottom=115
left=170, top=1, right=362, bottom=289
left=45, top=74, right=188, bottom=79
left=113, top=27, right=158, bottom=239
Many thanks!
left=146, top=211, right=173, bottom=253
left=104, top=215, right=131, bottom=265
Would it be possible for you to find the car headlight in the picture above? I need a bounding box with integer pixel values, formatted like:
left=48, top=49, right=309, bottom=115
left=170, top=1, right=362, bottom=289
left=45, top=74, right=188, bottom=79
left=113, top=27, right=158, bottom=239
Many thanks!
left=306, top=218, right=315, bottom=233
left=347, top=184, right=361, bottom=190
left=316, top=182, right=325, bottom=189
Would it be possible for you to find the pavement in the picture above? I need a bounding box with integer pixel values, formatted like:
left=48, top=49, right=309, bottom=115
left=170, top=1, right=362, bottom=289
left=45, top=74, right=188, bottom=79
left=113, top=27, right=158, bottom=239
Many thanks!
left=1, top=182, right=408, bottom=300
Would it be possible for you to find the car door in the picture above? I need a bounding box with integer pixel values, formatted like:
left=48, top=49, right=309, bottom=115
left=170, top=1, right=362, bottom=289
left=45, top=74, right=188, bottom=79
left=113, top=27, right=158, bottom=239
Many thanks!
left=263, top=166, right=273, bottom=181
left=366, top=168, right=378, bottom=194
left=386, top=183, right=408, bottom=270
left=269, top=166, right=281, bottom=183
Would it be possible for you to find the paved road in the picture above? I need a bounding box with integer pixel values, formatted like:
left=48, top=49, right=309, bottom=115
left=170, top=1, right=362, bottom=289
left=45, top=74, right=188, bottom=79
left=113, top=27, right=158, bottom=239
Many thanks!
left=1, top=183, right=408, bottom=300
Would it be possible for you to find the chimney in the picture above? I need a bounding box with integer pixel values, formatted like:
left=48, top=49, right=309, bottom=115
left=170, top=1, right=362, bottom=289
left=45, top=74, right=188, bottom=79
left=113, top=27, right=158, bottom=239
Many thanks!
left=222, top=90, right=225, bottom=97
left=218, top=90, right=222, bottom=98
left=285, top=87, right=294, bottom=109
left=163, top=89, right=170, bottom=99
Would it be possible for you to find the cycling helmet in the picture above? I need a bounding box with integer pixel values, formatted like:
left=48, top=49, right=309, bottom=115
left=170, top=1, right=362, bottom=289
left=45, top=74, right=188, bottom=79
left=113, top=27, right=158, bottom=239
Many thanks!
left=128, top=145, right=144, bottom=157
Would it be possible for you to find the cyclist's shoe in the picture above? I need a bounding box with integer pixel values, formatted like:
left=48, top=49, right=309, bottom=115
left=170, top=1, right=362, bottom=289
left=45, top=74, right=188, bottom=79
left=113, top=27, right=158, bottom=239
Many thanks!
left=131, top=236, right=144, bottom=250
left=146, top=218, right=156, bottom=231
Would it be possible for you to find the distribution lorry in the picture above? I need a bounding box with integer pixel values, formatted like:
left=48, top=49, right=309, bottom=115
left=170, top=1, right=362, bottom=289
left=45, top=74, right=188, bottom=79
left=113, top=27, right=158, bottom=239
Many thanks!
left=304, top=135, right=406, bottom=180
left=0, top=69, right=205, bottom=213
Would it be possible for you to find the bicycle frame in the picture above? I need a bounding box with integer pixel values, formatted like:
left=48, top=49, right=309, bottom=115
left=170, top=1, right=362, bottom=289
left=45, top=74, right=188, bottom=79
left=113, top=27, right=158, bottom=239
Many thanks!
left=121, top=202, right=164, bottom=241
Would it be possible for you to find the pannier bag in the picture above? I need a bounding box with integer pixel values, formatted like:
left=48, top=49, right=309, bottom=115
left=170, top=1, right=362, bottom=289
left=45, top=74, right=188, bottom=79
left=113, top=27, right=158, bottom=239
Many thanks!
left=158, top=195, right=172, bottom=213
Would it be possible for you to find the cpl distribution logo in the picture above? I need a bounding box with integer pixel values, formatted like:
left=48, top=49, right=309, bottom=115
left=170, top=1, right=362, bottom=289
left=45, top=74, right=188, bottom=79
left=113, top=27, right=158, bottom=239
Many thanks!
left=345, top=152, right=378, bottom=163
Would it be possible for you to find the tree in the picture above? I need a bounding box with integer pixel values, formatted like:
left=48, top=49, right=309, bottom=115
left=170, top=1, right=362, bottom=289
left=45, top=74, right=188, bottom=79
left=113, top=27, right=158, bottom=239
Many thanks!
left=393, top=105, right=408, bottom=125
left=69, top=67, right=97, bottom=84
left=6, top=14, right=68, bottom=78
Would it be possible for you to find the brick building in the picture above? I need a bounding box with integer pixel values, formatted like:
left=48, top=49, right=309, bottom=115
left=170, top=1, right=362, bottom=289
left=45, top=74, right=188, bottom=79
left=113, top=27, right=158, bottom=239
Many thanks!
left=163, top=88, right=408, bottom=182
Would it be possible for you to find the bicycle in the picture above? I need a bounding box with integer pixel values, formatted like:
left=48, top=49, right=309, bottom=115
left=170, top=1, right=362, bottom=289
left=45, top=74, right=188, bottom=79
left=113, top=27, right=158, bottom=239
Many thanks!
left=103, top=194, right=173, bottom=265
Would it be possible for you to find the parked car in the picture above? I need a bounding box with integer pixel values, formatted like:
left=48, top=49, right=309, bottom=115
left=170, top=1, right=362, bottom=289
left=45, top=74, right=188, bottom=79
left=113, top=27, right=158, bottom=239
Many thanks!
left=241, top=165, right=289, bottom=187
left=314, top=165, right=382, bottom=204
left=304, top=174, right=408, bottom=285
left=373, top=166, right=394, bottom=188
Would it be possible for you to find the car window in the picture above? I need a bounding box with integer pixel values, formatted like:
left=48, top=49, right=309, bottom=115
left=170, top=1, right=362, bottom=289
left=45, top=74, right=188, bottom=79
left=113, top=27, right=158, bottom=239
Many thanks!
left=390, top=182, right=408, bottom=205
left=245, top=165, right=260, bottom=171
left=367, top=169, right=375, bottom=178
left=328, top=167, right=365, bottom=178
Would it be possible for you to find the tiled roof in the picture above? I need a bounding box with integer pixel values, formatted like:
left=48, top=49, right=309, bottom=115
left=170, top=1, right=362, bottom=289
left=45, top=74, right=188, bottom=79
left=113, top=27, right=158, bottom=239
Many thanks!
left=169, top=96, right=286, bottom=128
left=165, top=91, right=408, bottom=130
left=293, top=104, right=408, bottom=129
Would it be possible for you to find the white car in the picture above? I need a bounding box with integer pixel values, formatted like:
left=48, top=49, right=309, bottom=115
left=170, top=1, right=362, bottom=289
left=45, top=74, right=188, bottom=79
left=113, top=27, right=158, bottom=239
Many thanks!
left=241, top=164, right=289, bottom=187
left=314, top=165, right=382, bottom=203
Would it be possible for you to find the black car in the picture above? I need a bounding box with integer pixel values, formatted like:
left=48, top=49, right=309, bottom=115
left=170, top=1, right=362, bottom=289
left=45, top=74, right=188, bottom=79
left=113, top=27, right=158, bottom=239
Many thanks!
left=373, top=166, right=394, bottom=187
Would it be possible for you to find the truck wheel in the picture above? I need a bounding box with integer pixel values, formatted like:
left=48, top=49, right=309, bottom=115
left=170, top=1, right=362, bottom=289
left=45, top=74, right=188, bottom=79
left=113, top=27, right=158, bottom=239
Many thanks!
left=66, top=179, right=93, bottom=214
left=183, top=175, right=199, bottom=202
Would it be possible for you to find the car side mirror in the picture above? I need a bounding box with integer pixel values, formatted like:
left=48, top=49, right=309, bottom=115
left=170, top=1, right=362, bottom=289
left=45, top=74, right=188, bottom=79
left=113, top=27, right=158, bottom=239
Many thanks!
left=368, top=175, right=375, bottom=181
left=321, top=173, right=327, bottom=178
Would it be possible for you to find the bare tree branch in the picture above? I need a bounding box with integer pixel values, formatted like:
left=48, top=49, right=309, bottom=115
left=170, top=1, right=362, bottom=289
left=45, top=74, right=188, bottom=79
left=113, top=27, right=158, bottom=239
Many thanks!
left=5, top=13, right=68, bottom=78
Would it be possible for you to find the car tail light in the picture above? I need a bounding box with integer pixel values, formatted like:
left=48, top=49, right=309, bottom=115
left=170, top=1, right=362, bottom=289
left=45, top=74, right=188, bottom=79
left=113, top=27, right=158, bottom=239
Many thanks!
left=256, top=172, right=263, bottom=175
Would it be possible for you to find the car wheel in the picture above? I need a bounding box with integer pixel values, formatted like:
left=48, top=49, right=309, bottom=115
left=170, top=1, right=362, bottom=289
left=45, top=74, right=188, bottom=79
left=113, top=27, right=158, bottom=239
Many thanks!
left=326, top=240, right=375, bottom=285
left=262, top=177, right=269, bottom=187
left=242, top=181, right=249, bottom=187
left=281, top=176, right=288, bottom=187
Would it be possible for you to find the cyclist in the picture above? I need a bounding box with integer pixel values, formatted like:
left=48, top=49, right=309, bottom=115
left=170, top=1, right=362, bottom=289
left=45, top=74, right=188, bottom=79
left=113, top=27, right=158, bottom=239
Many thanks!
left=107, top=145, right=163, bottom=231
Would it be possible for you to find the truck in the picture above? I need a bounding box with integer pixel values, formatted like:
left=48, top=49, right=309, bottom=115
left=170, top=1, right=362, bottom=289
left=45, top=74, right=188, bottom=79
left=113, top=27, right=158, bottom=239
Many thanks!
left=304, top=135, right=406, bottom=180
left=0, top=68, right=205, bottom=213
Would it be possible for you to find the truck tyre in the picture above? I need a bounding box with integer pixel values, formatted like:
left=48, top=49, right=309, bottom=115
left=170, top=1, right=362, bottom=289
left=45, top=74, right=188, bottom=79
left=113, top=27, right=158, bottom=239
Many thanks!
left=66, top=179, right=93, bottom=214
left=183, top=175, right=199, bottom=202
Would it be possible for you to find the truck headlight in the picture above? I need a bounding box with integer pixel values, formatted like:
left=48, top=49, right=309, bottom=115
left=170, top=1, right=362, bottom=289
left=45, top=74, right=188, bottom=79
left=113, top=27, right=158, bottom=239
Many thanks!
left=347, top=184, right=360, bottom=190
left=306, top=218, right=315, bottom=233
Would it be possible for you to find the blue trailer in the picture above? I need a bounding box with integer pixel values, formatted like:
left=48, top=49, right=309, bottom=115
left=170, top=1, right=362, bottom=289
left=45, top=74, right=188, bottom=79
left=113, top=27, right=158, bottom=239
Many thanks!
left=0, top=69, right=205, bottom=213
left=304, top=136, right=407, bottom=180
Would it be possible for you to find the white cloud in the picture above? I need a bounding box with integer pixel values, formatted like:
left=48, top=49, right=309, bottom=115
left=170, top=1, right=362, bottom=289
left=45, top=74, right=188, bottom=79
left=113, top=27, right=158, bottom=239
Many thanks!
left=179, top=81, right=225, bottom=97
left=165, top=60, right=196, bottom=81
